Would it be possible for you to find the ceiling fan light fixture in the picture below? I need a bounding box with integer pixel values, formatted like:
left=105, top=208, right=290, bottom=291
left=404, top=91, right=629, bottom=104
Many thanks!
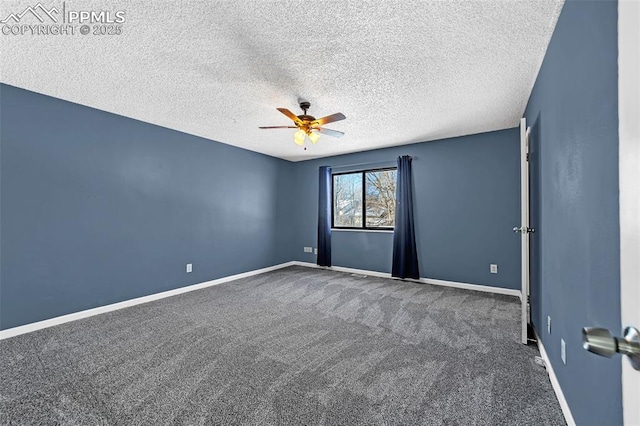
left=260, top=102, right=346, bottom=148
left=293, top=129, right=306, bottom=146
left=308, top=131, right=320, bottom=144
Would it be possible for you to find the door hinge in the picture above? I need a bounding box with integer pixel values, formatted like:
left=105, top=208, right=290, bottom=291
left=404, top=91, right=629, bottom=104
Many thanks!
left=526, top=153, right=530, bottom=161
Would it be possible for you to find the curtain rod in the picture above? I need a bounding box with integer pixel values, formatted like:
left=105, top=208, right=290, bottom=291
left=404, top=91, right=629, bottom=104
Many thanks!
left=329, top=156, right=414, bottom=170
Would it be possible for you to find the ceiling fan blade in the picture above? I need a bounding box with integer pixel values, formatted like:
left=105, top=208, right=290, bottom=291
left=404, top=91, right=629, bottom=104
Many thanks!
left=258, top=126, right=298, bottom=129
left=313, top=127, right=344, bottom=138
left=311, top=112, right=346, bottom=126
left=276, top=108, right=302, bottom=124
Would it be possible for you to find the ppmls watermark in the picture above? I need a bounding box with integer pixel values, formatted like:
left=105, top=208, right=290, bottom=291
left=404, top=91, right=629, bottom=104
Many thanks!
left=1, top=2, right=126, bottom=36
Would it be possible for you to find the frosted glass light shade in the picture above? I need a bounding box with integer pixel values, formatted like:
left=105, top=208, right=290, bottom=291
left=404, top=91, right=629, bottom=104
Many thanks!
left=293, top=130, right=306, bottom=146
left=308, top=131, right=320, bottom=144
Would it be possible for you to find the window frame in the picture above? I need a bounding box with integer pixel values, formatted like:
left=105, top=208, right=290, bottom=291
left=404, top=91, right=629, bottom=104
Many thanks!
left=331, top=167, right=397, bottom=231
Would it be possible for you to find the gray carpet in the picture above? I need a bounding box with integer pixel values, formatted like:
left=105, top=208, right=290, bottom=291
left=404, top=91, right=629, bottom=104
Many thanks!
left=0, top=266, right=565, bottom=425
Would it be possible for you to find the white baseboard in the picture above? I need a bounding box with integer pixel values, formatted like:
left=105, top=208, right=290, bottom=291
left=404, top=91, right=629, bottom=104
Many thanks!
left=291, top=261, right=522, bottom=298
left=420, top=276, right=521, bottom=298
left=0, top=261, right=296, bottom=341
left=536, top=331, right=576, bottom=426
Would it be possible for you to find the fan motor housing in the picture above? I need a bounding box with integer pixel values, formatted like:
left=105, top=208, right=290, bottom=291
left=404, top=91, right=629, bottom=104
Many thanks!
left=297, top=114, right=316, bottom=123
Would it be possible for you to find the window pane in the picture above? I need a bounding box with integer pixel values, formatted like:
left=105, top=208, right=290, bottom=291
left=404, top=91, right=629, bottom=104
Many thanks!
left=365, top=170, right=396, bottom=227
left=333, top=173, right=363, bottom=227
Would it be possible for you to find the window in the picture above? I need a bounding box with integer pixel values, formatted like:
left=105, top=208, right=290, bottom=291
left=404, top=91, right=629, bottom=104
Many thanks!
left=332, top=168, right=397, bottom=229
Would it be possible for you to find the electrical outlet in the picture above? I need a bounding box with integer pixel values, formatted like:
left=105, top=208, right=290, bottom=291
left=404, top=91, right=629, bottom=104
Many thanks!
left=490, top=264, right=498, bottom=274
left=186, top=263, right=193, bottom=273
left=561, top=339, right=566, bottom=364
left=314, top=248, right=317, bottom=255
left=303, top=247, right=313, bottom=253
left=547, top=316, right=551, bottom=334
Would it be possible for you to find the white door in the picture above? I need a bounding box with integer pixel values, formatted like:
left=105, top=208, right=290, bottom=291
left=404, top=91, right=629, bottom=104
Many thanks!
left=517, top=117, right=531, bottom=345
left=619, top=2, right=639, bottom=424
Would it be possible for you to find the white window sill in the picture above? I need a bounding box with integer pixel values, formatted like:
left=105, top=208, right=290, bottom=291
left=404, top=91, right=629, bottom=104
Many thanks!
left=331, top=228, right=394, bottom=234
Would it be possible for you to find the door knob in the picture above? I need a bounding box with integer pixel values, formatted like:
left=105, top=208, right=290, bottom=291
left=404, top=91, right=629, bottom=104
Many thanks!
left=582, top=326, right=640, bottom=370
left=513, top=226, right=535, bottom=234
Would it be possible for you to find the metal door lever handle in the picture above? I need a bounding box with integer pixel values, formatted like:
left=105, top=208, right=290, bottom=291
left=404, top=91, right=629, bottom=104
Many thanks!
left=582, top=326, right=640, bottom=371
left=513, top=226, right=535, bottom=234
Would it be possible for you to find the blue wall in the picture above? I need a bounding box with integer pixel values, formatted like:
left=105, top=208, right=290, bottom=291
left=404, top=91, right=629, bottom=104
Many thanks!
left=289, top=128, right=522, bottom=289
left=0, top=87, right=520, bottom=329
left=524, top=1, right=621, bottom=424
left=0, top=84, right=292, bottom=330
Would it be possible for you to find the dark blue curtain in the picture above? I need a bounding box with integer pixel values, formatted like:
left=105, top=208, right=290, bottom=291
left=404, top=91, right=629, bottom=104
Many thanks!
left=317, top=166, right=332, bottom=267
left=392, top=156, right=419, bottom=279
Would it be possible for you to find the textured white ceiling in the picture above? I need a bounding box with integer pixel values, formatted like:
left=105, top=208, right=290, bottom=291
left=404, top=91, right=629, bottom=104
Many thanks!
left=0, top=0, right=563, bottom=161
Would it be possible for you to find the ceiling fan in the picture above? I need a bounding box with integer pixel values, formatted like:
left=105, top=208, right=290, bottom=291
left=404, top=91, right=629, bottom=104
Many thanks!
left=259, top=101, right=346, bottom=146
